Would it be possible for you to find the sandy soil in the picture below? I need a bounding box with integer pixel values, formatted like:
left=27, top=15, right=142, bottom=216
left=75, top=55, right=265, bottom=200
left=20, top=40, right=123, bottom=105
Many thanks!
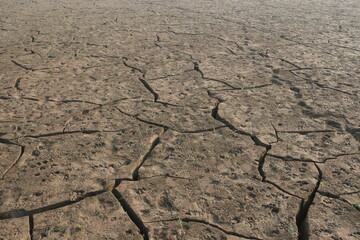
left=0, top=0, right=359, bottom=239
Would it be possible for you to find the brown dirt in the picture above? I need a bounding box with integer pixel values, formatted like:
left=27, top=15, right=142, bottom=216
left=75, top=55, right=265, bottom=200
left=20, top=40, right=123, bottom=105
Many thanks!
left=1, top=0, right=359, bottom=239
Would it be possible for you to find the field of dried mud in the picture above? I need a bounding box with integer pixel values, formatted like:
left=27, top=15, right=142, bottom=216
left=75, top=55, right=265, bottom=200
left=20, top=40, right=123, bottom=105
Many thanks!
left=1, top=0, right=359, bottom=239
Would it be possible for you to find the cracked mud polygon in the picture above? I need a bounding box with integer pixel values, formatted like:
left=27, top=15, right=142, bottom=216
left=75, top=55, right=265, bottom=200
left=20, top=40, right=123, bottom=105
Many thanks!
left=1, top=0, right=359, bottom=239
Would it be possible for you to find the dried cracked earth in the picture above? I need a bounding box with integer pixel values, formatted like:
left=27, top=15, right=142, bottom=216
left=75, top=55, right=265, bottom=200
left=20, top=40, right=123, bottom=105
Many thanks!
left=0, top=0, right=359, bottom=239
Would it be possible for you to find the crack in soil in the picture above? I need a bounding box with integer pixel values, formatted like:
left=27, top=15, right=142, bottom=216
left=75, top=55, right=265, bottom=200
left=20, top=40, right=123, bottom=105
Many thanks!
left=11, top=60, right=35, bottom=71
left=210, top=83, right=273, bottom=92
left=329, top=43, right=360, bottom=53
left=207, top=89, right=303, bottom=199
left=0, top=189, right=108, bottom=220
left=112, top=189, right=149, bottom=240
left=295, top=163, right=322, bottom=240
left=131, top=129, right=166, bottom=180
left=138, top=78, right=159, bottom=102
left=29, top=215, right=34, bottom=240
left=268, top=152, right=360, bottom=164
left=258, top=149, right=301, bottom=199
left=123, top=60, right=145, bottom=77
left=15, top=129, right=104, bottom=139
left=114, top=106, right=226, bottom=134
left=193, top=62, right=237, bottom=89
left=208, top=94, right=270, bottom=149
left=289, top=70, right=354, bottom=96
left=317, top=190, right=360, bottom=211
left=277, top=129, right=337, bottom=134
left=0, top=138, right=20, bottom=146
left=146, top=218, right=262, bottom=239
left=1, top=145, right=25, bottom=179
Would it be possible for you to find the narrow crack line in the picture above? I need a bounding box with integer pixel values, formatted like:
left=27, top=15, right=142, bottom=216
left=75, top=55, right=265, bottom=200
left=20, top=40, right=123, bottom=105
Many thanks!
left=0, top=96, right=12, bottom=100
left=210, top=83, right=273, bottom=92
left=114, top=106, right=168, bottom=129
left=316, top=190, right=339, bottom=198
left=14, top=128, right=138, bottom=140
left=176, top=126, right=227, bottom=134
left=11, top=60, right=34, bottom=71
left=322, top=152, right=360, bottom=162
left=0, top=138, right=20, bottom=146
left=113, top=174, right=193, bottom=184
left=89, top=54, right=120, bottom=59
left=204, top=77, right=237, bottom=89
left=1, top=145, right=25, bottom=180
left=138, top=174, right=194, bottom=181
left=0, top=95, right=103, bottom=106
left=176, top=50, right=201, bottom=62
left=145, top=218, right=262, bottom=240
left=314, top=84, right=353, bottom=96
left=296, top=163, right=322, bottom=240
left=0, top=86, right=13, bottom=92
left=269, top=152, right=360, bottom=164
left=15, top=130, right=102, bottom=139
left=54, top=99, right=101, bottom=106
left=99, top=97, right=140, bottom=108
left=316, top=190, right=359, bottom=211
left=193, top=62, right=204, bottom=78
left=339, top=190, right=360, bottom=196
left=287, top=67, right=335, bottom=72
left=112, top=189, right=149, bottom=240
left=270, top=123, right=280, bottom=144
left=85, top=42, right=108, bottom=48
left=131, top=128, right=167, bottom=180
left=277, top=129, right=337, bottom=134
left=206, top=91, right=304, bottom=200
left=257, top=148, right=301, bottom=199
left=138, top=78, right=159, bottom=102
left=226, top=47, right=237, bottom=55
left=289, top=70, right=355, bottom=96
left=280, top=38, right=336, bottom=57
left=279, top=58, right=302, bottom=69
left=279, top=36, right=314, bottom=49
left=267, top=153, right=320, bottom=163
left=208, top=95, right=270, bottom=149
left=264, top=179, right=302, bottom=199
left=0, top=189, right=108, bottom=220
left=29, top=215, right=34, bottom=240
left=146, top=100, right=204, bottom=109
left=193, top=62, right=237, bottom=89
left=114, top=106, right=225, bottom=134
left=123, top=60, right=145, bottom=77
left=329, top=43, right=360, bottom=53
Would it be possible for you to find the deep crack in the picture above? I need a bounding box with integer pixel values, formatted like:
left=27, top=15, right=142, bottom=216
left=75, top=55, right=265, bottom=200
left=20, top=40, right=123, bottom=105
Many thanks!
left=0, top=189, right=108, bottom=220
left=138, top=78, right=159, bottom=102
left=112, top=189, right=149, bottom=240
left=295, top=163, right=322, bottom=240
left=123, top=60, right=145, bottom=77
left=29, top=215, right=34, bottom=240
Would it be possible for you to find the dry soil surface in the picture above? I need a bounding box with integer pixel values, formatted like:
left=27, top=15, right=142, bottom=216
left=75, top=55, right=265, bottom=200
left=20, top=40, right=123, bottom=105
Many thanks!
left=0, top=0, right=359, bottom=239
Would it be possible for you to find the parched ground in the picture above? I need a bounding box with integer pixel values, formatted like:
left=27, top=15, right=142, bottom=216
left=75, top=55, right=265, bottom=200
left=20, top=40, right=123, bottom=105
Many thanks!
left=0, top=0, right=359, bottom=239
